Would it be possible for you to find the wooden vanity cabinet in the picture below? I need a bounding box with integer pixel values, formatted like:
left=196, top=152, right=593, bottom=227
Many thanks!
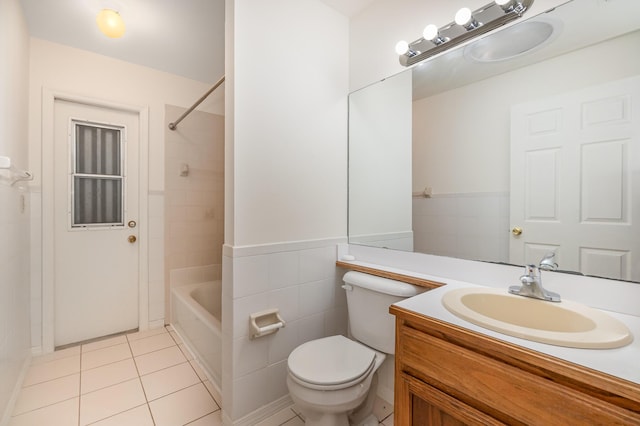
left=390, top=306, right=640, bottom=426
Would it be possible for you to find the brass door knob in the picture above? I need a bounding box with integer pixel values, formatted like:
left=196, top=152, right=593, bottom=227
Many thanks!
left=511, top=227, right=523, bottom=236
left=128, top=235, right=137, bottom=243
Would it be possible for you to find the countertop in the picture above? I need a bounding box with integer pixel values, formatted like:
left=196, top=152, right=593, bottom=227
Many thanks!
left=393, top=274, right=640, bottom=386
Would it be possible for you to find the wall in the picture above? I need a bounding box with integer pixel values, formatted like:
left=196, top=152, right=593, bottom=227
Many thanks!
left=165, top=105, right=225, bottom=316
left=0, top=0, right=32, bottom=422
left=27, top=39, right=223, bottom=349
left=224, top=0, right=349, bottom=422
left=349, top=0, right=568, bottom=91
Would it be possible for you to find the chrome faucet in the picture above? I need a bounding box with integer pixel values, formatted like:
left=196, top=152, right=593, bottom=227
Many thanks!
left=508, top=253, right=561, bottom=302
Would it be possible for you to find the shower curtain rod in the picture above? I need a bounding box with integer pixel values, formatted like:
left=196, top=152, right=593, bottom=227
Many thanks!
left=168, top=75, right=225, bottom=130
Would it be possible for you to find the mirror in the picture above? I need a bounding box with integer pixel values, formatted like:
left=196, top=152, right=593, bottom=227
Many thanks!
left=349, top=0, right=640, bottom=282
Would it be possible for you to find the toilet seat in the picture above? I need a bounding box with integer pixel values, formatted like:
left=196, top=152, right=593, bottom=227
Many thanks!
left=288, top=335, right=376, bottom=390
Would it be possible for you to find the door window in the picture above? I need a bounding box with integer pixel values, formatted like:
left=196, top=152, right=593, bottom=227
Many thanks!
left=71, top=121, right=125, bottom=228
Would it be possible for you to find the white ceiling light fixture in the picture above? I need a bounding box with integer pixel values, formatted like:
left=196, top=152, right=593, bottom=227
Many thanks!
left=396, top=0, right=535, bottom=67
left=96, top=9, right=126, bottom=38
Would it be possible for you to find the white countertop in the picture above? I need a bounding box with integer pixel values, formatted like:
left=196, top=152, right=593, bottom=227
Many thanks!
left=393, top=274, right=640, bottom=386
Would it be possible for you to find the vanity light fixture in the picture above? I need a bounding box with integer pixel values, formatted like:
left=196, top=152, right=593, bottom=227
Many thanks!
left=396, top=0, right=534, bottom=66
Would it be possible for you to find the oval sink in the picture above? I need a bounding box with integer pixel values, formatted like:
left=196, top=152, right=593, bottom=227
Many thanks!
left=442, top=287, right=633, bottom=349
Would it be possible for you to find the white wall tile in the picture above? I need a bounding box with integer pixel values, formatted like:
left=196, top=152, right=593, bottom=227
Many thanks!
left=267, top=321, right=300, bottom=365
left=267, top=251, right=300, bottom=290
left=299, top=279, right=335, bottom=316
left=267, top=286, right=299, bottom=324
left=233, top=293, right=270, bottom=339
left=233, top=336, right=269, bottom=377
left=299, top=246, right=335, bottom=283
left=233, top=255, right=269, bottom=299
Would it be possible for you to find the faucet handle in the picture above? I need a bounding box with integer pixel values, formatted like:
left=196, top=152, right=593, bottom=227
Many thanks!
left=539, top=252, right=558, bottom=271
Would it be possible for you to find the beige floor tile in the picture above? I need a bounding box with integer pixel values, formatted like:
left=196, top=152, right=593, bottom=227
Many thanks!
left=13, top=374, right=79, bottom=416
left=134, top=345, right=187, bottom=376
left=148, top=383, right=218, bottom=426
left=140, top=361, right=200, bottom=401
left=187, top=410, right=223, bottom=425
left=30, top=346, right=80, bottom=366
left=81, top=343, right=132, bottom=371
left=255, top=406, right=298, bottom=426
left=90, top=404, right=154, bottom=426
left=382, top=413, right=394, bottom=426
left=79, top=378, right=146, bottom=425
left=81, top=358, right=139, bottom=394
left=23, top=355, right=80, bottom=387
left=126, top=326, right=168, bottom=342
left=128, top=332, right=176, bottom=356
left=373, top=396, right=393, bottom=423
left=82, top=335, right=127, bottom=353
left=9, top=397, right=78, bottom=426
left=281, top=416, right=305, bottom=426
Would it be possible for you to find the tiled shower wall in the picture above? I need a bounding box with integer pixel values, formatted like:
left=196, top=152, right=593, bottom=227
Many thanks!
left=164, top=105, right=225, bottom=318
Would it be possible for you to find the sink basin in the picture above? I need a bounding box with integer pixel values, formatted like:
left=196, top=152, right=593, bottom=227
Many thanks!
left=442, top=287, right=633, bottom=349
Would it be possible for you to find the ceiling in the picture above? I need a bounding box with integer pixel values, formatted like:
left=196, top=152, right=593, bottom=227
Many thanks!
left=19, top=0, right=377, bottom=85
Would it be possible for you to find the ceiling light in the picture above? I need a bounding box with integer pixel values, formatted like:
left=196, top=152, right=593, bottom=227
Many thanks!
left=96, top=9, right=126, bottom=39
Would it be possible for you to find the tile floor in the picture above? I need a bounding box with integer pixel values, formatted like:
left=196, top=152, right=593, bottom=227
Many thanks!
left=9, top=326, right=394, bottom=426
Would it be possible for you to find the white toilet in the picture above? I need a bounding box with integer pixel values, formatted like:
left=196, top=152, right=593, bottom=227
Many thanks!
left=286, top=271, right=423, bottom=426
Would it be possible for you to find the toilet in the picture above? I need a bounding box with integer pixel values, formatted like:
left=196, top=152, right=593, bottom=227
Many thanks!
left=286, top=271, right=423, bottom=426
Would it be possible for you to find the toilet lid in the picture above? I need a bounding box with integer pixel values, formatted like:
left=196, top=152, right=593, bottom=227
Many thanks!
left=287, top=335, right=376, bottom=387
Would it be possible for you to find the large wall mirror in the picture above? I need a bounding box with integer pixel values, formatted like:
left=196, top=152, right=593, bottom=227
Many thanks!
left=348, top=0, right=640, bottom=282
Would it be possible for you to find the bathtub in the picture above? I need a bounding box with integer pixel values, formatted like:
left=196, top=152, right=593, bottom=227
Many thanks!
left=171, top=281, right=222, bottom=387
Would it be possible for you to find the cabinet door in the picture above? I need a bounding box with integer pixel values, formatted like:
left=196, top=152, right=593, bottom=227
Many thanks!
left=398, top=374, right=505, bottom=426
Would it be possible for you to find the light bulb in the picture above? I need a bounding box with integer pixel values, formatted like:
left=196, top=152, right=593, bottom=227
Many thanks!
left=423, top=24, right=439, bottom=41
left=96, top=9, right=126, bottom=38
left=395, top=40, right=410, bottom=55
left=455, top=7, right=472, bottom=26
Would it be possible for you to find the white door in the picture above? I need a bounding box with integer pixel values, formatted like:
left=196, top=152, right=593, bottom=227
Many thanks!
left=510, top=76, right=640, bottom=281
left=54, top=99, right=140, bottom=347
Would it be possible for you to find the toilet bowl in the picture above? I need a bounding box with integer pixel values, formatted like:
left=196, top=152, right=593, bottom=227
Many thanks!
left=287, top=335, right=385, bottom=426
left=286, top=272, right=424, bottom=426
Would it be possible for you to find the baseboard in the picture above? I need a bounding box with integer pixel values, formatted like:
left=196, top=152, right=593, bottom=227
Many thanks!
left=230, top=394, right=294, bottom=426
left=0, top=354, right=32, bottom=426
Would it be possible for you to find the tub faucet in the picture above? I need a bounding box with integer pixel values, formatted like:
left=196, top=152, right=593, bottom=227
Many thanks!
left=508, top=253, right=561, bottom=302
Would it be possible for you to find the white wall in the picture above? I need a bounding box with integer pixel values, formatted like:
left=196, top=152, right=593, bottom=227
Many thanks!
left=223, top=0, right=349, bottom=422
left=27, top=39, right=222, bottom=348
left=0, top=0, right=32, bottom=422
left=349, top=0, right=567, bottom=91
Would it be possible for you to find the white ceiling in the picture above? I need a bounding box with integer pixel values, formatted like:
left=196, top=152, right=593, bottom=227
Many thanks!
left=19, top=0, right=376, bottom=85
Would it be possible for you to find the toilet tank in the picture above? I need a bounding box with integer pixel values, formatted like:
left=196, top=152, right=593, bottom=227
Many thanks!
left=343, top=271, right=424, bottom=354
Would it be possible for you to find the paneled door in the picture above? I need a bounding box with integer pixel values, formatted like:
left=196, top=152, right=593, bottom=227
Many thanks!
left=53, top=99, right=140, bottom=347
left=510, top=76, right=639, bottom=281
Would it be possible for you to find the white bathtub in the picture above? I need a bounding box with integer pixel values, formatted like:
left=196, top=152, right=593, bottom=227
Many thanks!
left=171, top=281, right=222, bottom=387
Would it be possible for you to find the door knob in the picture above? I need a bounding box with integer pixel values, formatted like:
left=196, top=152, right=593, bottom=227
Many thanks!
left=128, top=235, right=137, bottom=243
left=511, top=227, right=523, bottom=236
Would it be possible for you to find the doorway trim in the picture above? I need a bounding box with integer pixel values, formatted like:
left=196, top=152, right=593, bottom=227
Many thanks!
left=41, top=89, right=150, bottom=353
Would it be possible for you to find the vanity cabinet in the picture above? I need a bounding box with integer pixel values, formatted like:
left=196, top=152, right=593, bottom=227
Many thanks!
left=390, top=306, right=640, bottom=425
